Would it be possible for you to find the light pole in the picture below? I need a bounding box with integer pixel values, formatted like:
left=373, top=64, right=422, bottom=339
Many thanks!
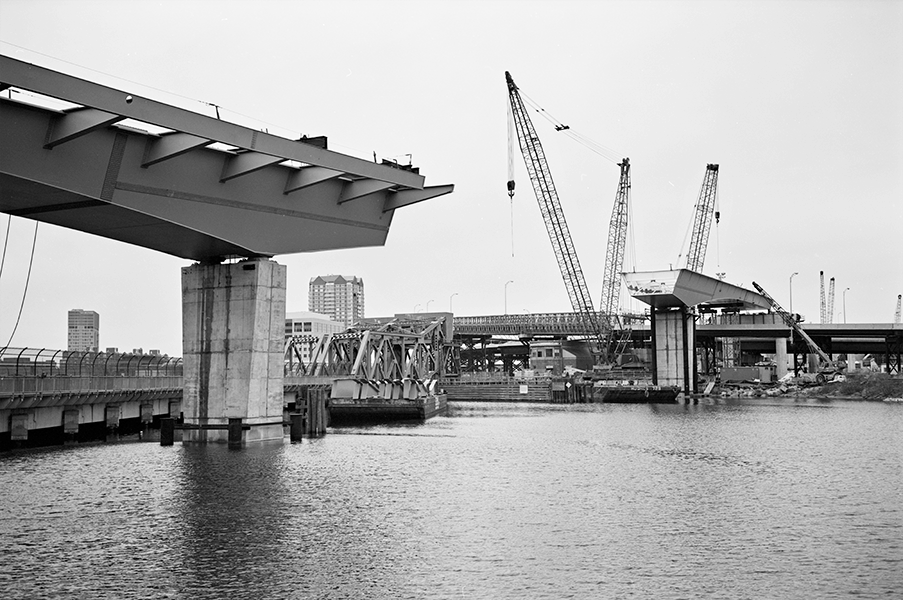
left=504, top=280, right=514, bottom=315
left=789, top=272, right=798, bottom=317
left=413, top=303, right=421, bottom=313
left=449, top=292, right=458, bottom=312
left=843, top=287, right=850, bottom=324
left=426, top=299, right=434, bottom=313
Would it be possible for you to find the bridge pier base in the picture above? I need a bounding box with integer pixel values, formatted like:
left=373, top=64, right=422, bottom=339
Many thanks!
left=652, top=306, right=696, bottom=394
left=775, top=338, right=789, bottom=379
left=181, top=258, right=286, bottom=445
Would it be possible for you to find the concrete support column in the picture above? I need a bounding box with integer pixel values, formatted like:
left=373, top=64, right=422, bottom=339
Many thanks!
left=775, top=338, right=789, bottom=379
left=181, top=258, right=286, bottom=445
left=653, top=307, right=696, bottom=393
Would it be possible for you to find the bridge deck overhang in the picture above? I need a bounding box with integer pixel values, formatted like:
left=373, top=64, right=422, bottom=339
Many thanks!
left=623, top=269, right=770, bottom=311
left=0, top=55, right=453, bottom=261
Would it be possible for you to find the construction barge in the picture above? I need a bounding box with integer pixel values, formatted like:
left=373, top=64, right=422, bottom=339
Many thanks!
left=441, top=373, right=678, bottom=404
left=328, top=376, right=448, bottom=424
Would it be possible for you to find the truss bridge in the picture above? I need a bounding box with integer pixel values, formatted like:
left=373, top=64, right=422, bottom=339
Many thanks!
left=284, top=313, right=458, bottom=391
left=452, top=312, right=645, bottom=338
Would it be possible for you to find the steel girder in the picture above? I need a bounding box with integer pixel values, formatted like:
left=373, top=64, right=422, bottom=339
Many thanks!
left=0, top=55, right=453, bottom=261
left=886, top=334, right=902, bottom=374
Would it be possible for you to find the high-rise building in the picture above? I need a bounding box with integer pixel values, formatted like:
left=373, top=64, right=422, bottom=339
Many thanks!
left=68, top=309, right=99, bottom=352
left=308, top=275, right=364, bottom=327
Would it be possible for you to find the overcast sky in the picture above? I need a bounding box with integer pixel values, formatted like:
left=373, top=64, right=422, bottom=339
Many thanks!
left=1, top=0, right=901, bottom=356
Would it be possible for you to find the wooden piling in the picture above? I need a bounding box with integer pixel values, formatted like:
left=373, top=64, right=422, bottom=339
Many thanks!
left=228, top=418, right=243, bottom=448
left=160, top=418, right=174, bottom=446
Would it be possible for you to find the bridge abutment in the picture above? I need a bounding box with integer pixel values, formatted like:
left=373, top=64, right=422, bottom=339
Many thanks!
left=181, top=258, right=286, bottom=445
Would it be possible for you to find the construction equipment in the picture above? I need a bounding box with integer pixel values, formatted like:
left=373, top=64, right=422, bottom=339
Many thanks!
left=683, top=164, right=720, bottom=272
left=599, top=159, right=633, bottom=358
left=827, top=277, right=836, bottom=323
left=895, top=295, right=901, bottom=324
left=753, top=281, right=843, bottom=384
left=819, top=271, right=836, bottom=324
left=819, top=271, right=827, bottom=324
left=505, top=71, right=610, bottom=362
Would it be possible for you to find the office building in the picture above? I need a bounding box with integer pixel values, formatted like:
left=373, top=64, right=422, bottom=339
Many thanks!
left=68, top=309, right=99, bottom=352
left=285, top=311, right=345, bottom=362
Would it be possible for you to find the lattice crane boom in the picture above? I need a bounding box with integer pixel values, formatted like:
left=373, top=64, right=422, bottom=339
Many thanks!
left=685, top=164, right=719, bottom=272
left=599, top=158, right=630, bottom=321
left=753, top=281, right=835, bottom=367
left=827, top=277, right=836, bottom=324
left=505, top=71, right=609, bottom=361
left=819, top=271, right=827, bottom=324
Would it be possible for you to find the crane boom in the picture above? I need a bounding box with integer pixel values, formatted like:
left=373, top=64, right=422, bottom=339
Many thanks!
left=827, top=277, right=836, bottom=323
left=819, top=271, right=827, bottom=323
left=599, top=158, right=630, bottom=322
left=505, top=71, right=609, bottom=360
left=752, top=281, right=834, bottom=366
left=895, top=295, right=901, bottom=324
left=685, top=164, right=719, bottom=272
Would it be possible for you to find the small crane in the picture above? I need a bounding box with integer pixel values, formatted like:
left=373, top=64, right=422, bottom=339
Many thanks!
left=753, top=281, right=842, bottom=384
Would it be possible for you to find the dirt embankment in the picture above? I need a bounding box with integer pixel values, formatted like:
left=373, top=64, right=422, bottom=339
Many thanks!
left=797, top=372, right=903, bottom=401
left=715, top=372, right=903, bottom=401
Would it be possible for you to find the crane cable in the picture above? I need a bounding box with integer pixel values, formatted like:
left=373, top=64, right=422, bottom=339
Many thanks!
left=3, top=220, right=39, bottom=347
left=507, top=98, right=516, bottom=257
left=518, top=90, right=624, bottom=164
left=0, top=215, right=11, bottom=287
left=714, top=179, right=722, bottom=271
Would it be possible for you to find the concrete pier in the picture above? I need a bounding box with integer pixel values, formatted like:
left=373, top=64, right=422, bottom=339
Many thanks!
left=775, top=338, right=789, bottom=379
left=652, top=307, right=696, bottom=393
left=181, top=258, right=286, bottom=445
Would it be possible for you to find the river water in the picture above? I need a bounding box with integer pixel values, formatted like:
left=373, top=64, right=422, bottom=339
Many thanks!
left=1, top=398, right=901, bottom=599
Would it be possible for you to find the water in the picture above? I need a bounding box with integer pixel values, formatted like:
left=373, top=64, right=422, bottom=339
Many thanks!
left=1, top=398, right=901, bottom=599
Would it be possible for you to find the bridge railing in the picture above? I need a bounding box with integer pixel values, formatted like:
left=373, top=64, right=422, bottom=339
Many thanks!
left=453, top=311, right=648, bottom=336
left=0, top=376, right=183, bottom=396
left=0, top=347, right=183, bottom=378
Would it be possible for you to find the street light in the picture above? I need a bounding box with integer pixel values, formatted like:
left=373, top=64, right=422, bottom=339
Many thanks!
left=504, top=280, right=514, bottom=315
left=413, top=303, right=421, bottom=313
left=449, top=292, right=458, bottom=312
left=789, top=272, right=799, bottom=317
left=843, top=287, right=850, bottom=324
left=426, top=299, right=434, bottom=313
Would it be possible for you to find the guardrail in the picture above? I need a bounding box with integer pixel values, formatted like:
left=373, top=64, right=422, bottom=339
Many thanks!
left=453, top=312, right=646, bottom=336
left=0, top=347, right=183, bottom=377
left=0, top=376, right=183, bottom=396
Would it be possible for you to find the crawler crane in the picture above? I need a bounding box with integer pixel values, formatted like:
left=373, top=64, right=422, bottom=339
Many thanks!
left=753, top=281, right=843, bottom=384
left=505, top=71, right=624, bottom=364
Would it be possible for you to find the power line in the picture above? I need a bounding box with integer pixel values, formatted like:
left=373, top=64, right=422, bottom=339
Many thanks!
left=4, top=221, right=38, bottom=348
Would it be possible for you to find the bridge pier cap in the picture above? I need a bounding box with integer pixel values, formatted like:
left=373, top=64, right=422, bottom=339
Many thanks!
left=623, top=269, right=771, bottom=392
left=623, top=269, right=770, bottom=313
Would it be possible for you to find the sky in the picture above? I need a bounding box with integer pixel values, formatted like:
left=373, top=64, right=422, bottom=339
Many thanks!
left=0, top=0, right=901, bottom=356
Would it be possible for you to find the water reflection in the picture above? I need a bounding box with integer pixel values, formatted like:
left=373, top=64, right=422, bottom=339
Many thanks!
left=1, top=400, right=901, bottom=599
